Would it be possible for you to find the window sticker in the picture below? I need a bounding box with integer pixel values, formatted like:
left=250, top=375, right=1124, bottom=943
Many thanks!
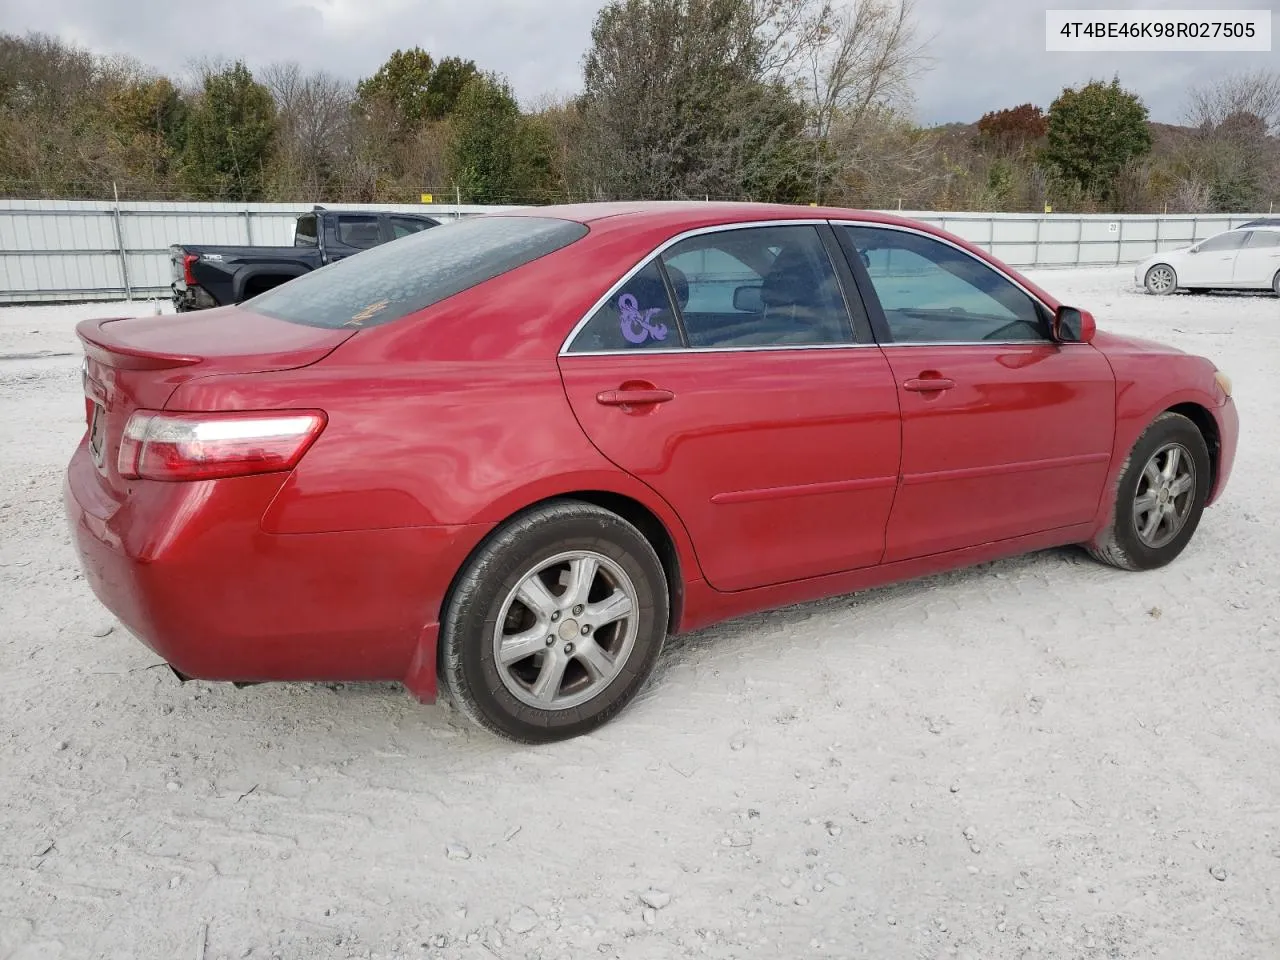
left=618, top=293, right=668, bottom=345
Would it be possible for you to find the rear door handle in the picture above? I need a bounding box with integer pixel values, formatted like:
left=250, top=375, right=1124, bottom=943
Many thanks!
left=903, top=377, right=955, bottom=392
left=596, top=388, right=675, bottom=406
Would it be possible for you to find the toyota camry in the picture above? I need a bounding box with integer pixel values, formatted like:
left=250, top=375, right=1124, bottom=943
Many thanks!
left=65, top=202, right=1239, bottom=743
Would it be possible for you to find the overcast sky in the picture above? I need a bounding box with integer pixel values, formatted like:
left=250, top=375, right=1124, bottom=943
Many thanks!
left=5, top=0, right=1278, bottom=125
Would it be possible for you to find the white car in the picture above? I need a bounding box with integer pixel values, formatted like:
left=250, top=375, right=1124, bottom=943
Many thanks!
left=1135, top=225, right=1280, bottom=296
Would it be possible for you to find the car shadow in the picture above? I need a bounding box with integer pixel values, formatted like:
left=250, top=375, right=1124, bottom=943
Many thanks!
left=656, top=545, right=1088, bottom=669
left=187, top=545, right=1093, bottom=745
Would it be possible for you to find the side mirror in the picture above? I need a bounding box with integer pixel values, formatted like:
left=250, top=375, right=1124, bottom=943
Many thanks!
left=733, top=285, right=763, bottom=312
left=1053, top=305, right=1095, bottom=343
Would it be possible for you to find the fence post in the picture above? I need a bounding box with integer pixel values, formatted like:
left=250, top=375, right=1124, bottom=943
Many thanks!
left=244, top=209, right=254, bottom=244
left=111, top=181, right=132, bottom=302
left=1033, top=214, right=1042, bottom=269
left=1115, top=218, right=1124, bottom=265
left=1076, top=217, right=1083, bottom=267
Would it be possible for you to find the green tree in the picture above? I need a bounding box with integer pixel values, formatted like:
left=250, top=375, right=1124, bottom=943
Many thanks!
left=1044, top=77, right=1151, bottom=203
left=182, top=61, right=276, bottom=200
left=96, top=75, right=187, bottom=190
left=426, top=56, right=480, bottom=119
left=509, top=111, right=559, bottom=202
left=356, top=48, right=479, bottom=130
left=108, top=77, right=186, bottom=152
left=579, top=0, right=810, bottom=201
left=449, top=73, right=554, bottom=202
left=356, top=47, right=436, bottom=127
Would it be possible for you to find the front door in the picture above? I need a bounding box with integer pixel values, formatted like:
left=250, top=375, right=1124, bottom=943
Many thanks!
left=559, top=223, right=902, bottom=592
left=1180, top=230, right=1247, bottom=286
left=836, top=223, right=1116, bottom=563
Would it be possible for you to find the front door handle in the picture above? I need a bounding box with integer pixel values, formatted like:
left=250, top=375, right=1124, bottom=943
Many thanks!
left=903, top=376, right=955, bottom=393
left=596, top=388, right=675, bottom=406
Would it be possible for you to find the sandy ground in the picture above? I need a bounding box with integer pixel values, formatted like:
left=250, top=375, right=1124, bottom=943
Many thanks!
left=1, top=270, right=1277, bottom=960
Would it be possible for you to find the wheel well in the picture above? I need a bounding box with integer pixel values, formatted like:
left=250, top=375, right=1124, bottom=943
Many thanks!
left=240, top=273, right=295, bottom=300
left=437, top=492, right=684, bottom=634
left=1167, top=402, right=1219, bottom=494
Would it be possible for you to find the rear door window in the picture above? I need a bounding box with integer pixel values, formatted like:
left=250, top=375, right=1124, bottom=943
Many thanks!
left=662, top=225, right=855, bottom=348
left=567, top=260, right=681, bottom=352
left=247, top=216, right=588, bottom=329
left=336, top=215, right=383, bottom=249
left=390, top=216, right=436, bottom=238
left=1244, top=230, right=1280, bottom=248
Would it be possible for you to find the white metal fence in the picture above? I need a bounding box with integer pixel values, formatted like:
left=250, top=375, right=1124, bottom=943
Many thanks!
left=0, top=198, right=1272, bottom=304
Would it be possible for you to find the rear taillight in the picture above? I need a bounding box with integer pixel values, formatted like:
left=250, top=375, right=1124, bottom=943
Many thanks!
left=117, top=410, right=326, bottom=482
left=81, top=357, right=92, bottom=424
left=182, top=254, right=198, bottom=286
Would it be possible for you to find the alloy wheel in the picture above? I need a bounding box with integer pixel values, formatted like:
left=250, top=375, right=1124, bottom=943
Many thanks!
left=492, top=550, right=639, bottom=710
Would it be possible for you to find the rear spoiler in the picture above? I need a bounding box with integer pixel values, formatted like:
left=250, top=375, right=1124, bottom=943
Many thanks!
left=76, top=318, right=202, bottom=371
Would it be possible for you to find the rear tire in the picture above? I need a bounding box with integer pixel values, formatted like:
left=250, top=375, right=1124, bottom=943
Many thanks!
left=440, top=500, right=669, bottom=743
left=1144, top=264, right=1177, bottom=295
left=1086, top=412, right=1210, bottom=571
left=1272, top=271, right=1279, bottom=296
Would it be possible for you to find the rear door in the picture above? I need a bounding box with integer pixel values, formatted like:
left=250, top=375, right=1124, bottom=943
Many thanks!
left=558, top=222, right=901, bottom=593
left=1232, top=229, right=1280, bottom=287
left=834, top=222, right=1115, bottom=562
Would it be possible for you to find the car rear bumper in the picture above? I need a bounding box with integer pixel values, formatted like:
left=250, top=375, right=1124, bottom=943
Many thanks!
left=171, top=282, right=217, bottom=312
left=64, top=440, right=488, bottom=701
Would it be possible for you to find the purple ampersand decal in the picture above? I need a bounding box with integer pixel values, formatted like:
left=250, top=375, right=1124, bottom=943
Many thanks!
left=618, top=293, right=668, bottom=345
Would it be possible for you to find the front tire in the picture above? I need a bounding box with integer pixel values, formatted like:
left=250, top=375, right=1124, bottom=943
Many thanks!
left=1086, top=412, right=1210, bottom=571
left=440, top=500, right=669, bottom=743
left=1144, top=264, right=1177, bottom=295
left=1272, top=270, right=1279, bottom=296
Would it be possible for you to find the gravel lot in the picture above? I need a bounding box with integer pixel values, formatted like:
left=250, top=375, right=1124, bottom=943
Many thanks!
left=1, top=269, right=1277, bottom=960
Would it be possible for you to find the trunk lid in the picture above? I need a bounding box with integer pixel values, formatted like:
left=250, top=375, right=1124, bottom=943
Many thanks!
left=77, top=304, right=355, bottom=493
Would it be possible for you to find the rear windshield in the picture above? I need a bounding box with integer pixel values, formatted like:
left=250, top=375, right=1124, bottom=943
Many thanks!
left=247, top=216, right=588, bottom=328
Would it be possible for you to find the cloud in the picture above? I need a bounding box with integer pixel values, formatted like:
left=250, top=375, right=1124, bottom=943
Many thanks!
left=4, top=0, right=600, bottom=105
left=911, top=0, right=1280, bottom=125
left=4, top=0, right=1277, bottom=121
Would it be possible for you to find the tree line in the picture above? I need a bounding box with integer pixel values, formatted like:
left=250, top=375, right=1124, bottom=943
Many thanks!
left=1, top=0, right=1277, bottom=213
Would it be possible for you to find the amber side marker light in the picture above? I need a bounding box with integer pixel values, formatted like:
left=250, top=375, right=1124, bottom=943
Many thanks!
left=1214, top=370, right=1233, bottom=399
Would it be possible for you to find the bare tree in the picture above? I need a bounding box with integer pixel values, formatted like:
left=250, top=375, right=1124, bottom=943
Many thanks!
left=262, top=61, right=354, bottom=198
left=798, top=0, right=930, bottom=201
left=1181, top=69, right=1280, bottom=211
left=1186, top=69, right=1280, bottom=135
left=179, top=55, right=231, bottom=98
left=826, top=105, right=940, bottom=207
left=1171, top=177, right=1213, bottom=213
left=749, top=0, right=835, bottom=83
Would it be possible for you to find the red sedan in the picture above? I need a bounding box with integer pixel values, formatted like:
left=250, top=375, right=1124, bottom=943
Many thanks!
left=64, top=203, right=1239, bottom=742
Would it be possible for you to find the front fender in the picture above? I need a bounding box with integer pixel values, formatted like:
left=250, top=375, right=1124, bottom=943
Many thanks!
left=1087, top=376, right=1231, bottom=541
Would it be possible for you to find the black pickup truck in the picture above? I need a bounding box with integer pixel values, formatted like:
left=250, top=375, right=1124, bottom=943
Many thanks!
left=169, top=206, right=441, bottom=312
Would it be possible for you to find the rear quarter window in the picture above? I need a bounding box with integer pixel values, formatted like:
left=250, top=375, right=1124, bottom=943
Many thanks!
left=246, top=217, right=589, bottom=328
